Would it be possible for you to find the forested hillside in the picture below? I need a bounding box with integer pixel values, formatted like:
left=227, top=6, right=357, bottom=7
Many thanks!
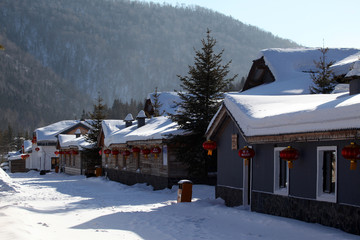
left=0, top=0, right=299, bottom=133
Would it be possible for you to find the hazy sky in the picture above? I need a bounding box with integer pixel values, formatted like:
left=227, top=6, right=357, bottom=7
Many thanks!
left=139, top=0, right=360, bottom=49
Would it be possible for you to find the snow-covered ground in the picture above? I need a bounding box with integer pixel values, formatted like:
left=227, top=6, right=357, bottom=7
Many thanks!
left=0, top=169, right=358, bottom=240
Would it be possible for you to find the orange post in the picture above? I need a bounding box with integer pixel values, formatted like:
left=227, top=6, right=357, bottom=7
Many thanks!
left=177, top=180, right=193, bottom=203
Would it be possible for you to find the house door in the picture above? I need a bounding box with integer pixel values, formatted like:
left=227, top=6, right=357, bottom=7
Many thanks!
left=243, top=158, right=251, bottom=208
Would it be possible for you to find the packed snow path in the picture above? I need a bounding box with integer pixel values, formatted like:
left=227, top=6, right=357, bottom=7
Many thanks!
left=0, top=170, right=358, bottom=240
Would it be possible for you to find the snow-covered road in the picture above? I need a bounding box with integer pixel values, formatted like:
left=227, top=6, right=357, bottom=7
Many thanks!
left=0, top=169, right=358, bottom=240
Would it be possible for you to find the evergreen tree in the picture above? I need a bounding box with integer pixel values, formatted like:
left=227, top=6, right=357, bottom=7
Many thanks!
left=85, top=93, right=107, bottom=144
left=310, top=47, right=336, bottom=94
left=83, top=94, right=107, bottom=174
left=152, top=87, right=163, bottom=117
left=171, top=29, right=237, bottom=178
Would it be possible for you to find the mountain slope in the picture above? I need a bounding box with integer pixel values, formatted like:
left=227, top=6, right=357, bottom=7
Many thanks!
left=0, top=0, right=299, bottom=131
left=0, top=34, right=89, bottom=132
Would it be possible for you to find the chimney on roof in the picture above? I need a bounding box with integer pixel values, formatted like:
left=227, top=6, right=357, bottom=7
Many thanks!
left=136, top=110, right=146, bottom=128
left=124, top=113, right=134, bottom=127
left=349, top=77, right=360, bottom=95
left=74, top=129, right=81, bottom=138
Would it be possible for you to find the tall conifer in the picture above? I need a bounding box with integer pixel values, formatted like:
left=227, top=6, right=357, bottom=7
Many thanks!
left=171, top=29, right=237, bottom=178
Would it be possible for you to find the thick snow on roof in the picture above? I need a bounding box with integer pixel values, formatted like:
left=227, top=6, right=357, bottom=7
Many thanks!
left=101, top=120, right=126, bottom=138
left=58, top=134, right=93, bottom=150
left=23, top=140, right=32, bottom=153
left=346, top=61, right=360, bottom=77
left=246, top=48, right=360, bottom=95
left=147, top=92, right=181, bottom=116
left=35, top=120, right=89, bottom=142
left=104, top=116, right=184, bottom=147
left=221, top=91, right=360, bottom=136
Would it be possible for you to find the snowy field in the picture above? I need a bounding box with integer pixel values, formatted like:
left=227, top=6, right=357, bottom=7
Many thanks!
left=0, top=169, right=358, bottom=240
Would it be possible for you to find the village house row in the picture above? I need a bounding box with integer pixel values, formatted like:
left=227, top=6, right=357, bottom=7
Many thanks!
left=6, top=48, right=360, bottom=235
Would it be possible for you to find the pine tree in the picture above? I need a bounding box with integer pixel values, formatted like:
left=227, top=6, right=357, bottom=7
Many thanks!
left=83, top=94, right=107, bottom=174
left=85, top=94, right=107, bottom=144
left=310, top=47, right=336, bottom=94
left=171, top=29, right=237, bottom=178
left=152, top=87, right=163, bottom=117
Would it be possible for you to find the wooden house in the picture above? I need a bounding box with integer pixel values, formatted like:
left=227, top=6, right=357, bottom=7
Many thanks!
left=30, top=120, right=91, bottom=171
left=206, top=48, right=360, bottom=235
left=99, top=111, right=188, bottom=190
left=57, top=129, right=93, bottom=175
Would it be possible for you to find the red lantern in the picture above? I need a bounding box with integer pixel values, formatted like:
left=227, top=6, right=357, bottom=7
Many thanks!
left=32, top=136, right=37, bottom=144
left=238, top=146, right=255, bottom=166
left=280, top=146, right=299, bottom=169
left=35, top=147, right=40, bottom=152
left=72, top=150, right=79, bottom=155
left=54, top=151, right=59, bottom=156
left=65, top=151, right=71, bottom=155
left=151, top=146, right=162, bottom=158
left=122, top=150, right=131, bottom=160
left=21, top=154, right=30, bottom=159
left=202, top=140, right=217, bottom=156
left=341, top=142, right=360, bottom=170
left=132, top=146, right=141, bottom=157
left=99, top=149, right=102, bottom=156
left=111, top=149, right=120, bottom=156
left=59, top=151, right=64, bottom=155
left=141, top=148, right=151, bottom=158
left=104, top=149, right=111, bottom=157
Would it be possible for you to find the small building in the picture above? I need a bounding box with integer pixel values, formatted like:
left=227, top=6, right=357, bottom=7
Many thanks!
left=57, top=129, right=94, bottom=175
left=30, top=120, right=91, bottom=171
left=7, top=140, right=31, bottom=173
left=206, top=48, right=360, bottom=235
left=99, top=111, right=188, bottom=190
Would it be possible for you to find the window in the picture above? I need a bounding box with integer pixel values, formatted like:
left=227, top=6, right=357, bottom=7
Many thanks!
left=317, top=146, right=337, bottom=202
left=274, top=147, right=289, bottom=195
left=163, top=145, right=168, bottom=166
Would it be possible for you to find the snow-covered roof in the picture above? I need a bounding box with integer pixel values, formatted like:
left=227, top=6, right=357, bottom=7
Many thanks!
left=7, top=151, right=22, bottom=161
left=207, top=48, right=360, bottom=138
left=101, top=120, right=126, bottom=138
left=104, top=116, right=184, bottom=147
left=58, top=134, right=93, bottom=150
left=210, top=91, right=360, bottom=137
left=147, top=91, right=182, bottom=116
left=346, top=61, right=360, bottom=78
left=246, top=48, right=360, bottom=95
left=35, top=120, right=91, bottom=142
left=23, top=140, right=32, bottom=153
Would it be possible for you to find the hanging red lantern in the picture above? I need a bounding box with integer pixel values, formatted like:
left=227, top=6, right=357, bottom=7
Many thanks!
left=65, top=151, right=71, bottom=155
left=111, top=149, right=120, bottom=156
left=99, top=149, right=102, bottom=156
left=202, top=140, right=217, bottom=156
left=132, top=146, right=141, bottom=157
left=72, top=150, right=79, bottom=155
left=54, top=151, right=59, bottom=156
left=280, top=146, right=299, bottom=169
left=35, top=147, right=40, bottom=152
left=59, top=151, right=64, bottom=155
left=104, top=149, right=111, bottom=157
left=32, top=136, right=37, bottom=144
left=141, top=148, right=151, bottom=158
left=122, top=150, right=131, bottom=160
left=238, top=146, right=255, bottom=166
left=21, top=154, right=30, bottom=159
left=341, top=142, right=360, bottom=170
left=151, top=146, right=162, bottom=158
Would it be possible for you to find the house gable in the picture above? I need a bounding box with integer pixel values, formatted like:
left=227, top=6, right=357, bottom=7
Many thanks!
left=242, top=57, right=275, bottom=91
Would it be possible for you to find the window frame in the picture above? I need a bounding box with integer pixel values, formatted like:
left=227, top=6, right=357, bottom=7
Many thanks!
left=273, top=147, right=289, bottom=196
left=316, top=146, right=337, bottom=203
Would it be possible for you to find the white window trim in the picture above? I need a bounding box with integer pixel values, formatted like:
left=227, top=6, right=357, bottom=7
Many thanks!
left=316, top=146, right=337, bottom=203
left=274, top=147, right=289, bottom=196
